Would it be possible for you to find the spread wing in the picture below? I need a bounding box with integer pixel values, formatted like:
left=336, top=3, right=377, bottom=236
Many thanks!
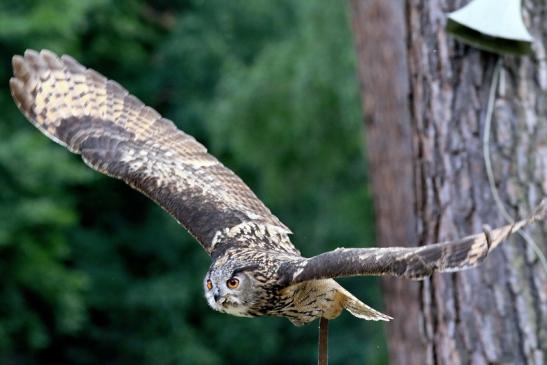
left=10, top=49, right=293, bottom=255
left=277, top=200, right=546, bottom=286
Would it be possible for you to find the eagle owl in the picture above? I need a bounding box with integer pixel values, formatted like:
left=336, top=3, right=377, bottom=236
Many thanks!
left=9, top=50, right=546, bottom=326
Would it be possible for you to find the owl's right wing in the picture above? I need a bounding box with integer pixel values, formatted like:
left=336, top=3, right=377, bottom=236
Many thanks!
left=277, top=200, right=546, bottom=286
left=10, top=49, right=293, bottom=256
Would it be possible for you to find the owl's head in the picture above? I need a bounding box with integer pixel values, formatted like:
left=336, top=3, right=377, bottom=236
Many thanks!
left=204, top=262, right=260, bottom=317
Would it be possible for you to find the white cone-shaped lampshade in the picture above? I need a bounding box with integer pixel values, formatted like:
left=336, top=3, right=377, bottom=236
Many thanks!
left=446, top=0, right=533, bottom=54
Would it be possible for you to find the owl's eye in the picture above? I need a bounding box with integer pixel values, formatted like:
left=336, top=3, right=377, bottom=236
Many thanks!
left=206, top=279, right=213, bottom=291
left=226, top=277, right=239, bottom=289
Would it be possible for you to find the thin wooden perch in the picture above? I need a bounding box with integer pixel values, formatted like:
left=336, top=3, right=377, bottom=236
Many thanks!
left=318, top=317, right=329, bottom=365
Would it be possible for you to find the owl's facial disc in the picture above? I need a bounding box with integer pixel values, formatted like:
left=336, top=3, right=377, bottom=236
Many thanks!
left=204, top=265, right=258, bottom=318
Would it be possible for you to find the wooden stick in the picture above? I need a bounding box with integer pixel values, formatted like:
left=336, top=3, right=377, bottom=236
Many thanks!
left=318, top=317, right=329, bottom=365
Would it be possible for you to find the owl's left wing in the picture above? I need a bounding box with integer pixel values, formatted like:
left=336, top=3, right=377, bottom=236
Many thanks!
left=277, top=200, right=546, bottom=286
left=9, top=49, right=293, bottom=256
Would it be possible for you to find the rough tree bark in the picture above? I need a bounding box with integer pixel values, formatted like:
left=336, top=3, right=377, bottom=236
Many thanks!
left=351, top=1, right=547, bottom=364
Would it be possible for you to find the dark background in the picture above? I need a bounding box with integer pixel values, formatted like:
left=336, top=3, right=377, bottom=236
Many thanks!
left=0, top=1, right=388, bottom=363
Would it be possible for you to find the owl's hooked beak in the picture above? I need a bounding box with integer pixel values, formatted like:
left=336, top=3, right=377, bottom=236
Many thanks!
left=213, top=289, right=225, bottom=304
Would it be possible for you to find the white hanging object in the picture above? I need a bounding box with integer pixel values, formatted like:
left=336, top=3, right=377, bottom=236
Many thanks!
left=446, top=0, right=533, bottom=55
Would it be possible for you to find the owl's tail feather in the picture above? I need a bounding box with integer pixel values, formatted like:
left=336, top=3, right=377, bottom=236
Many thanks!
left=339, top=288, right=392, bottom=321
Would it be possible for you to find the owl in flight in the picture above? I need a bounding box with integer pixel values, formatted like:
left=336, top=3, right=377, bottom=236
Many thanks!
left=10, top=50, right=546, bottom=325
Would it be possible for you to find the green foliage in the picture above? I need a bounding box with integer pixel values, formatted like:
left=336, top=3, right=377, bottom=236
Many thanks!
left=0, top=1, right=387, bottom=364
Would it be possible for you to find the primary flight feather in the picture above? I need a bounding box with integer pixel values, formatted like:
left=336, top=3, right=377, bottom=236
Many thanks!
left=10, top=49, right=546, bottom=325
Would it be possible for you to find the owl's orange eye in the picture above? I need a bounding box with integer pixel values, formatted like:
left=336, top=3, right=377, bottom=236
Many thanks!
left=206, top=279, right=213, bottom=291
left=226, top=277, right=239, bottom=289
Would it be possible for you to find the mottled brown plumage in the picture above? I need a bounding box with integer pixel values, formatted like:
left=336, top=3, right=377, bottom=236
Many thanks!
left=10, top=49, right=547, bottom=326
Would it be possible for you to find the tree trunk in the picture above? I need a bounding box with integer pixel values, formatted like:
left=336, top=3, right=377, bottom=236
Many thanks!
left=351, top=1, right=547, bottom=364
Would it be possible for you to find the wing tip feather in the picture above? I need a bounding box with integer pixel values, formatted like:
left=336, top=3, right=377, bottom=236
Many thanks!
left=9, top=77, right=31, bottom=111
left=11, top=55, right=27, bottom=79
left=23, top=49, right=44, bottom=70
left=23, top=48, right=39, bottom=60
left=61, top=54, right=87, bottom=73
left=24, top=48, right=39, bottom=57
left=39, top=49, right=63, bottom=69
left=86, top=68, right=107, bottom=83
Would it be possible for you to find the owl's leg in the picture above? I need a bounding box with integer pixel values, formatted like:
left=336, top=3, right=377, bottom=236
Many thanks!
left=318, top=317, right=329, bottom=365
